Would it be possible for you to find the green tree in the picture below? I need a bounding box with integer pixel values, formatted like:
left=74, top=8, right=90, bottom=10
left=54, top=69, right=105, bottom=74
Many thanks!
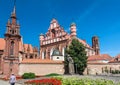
left=65, top=38, right=87, bottom=74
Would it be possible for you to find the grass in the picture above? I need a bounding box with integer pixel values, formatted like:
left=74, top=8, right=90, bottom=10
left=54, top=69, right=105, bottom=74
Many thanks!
left=44, top=73, right=61, bottom=77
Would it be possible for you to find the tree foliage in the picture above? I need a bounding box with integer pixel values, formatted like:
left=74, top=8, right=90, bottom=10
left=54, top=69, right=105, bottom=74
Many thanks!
left=65, top=38, right=87, bottom=74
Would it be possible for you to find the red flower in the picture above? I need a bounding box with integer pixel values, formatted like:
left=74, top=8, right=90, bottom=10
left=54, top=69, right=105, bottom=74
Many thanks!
left=24, top=78, right=62, bottom=85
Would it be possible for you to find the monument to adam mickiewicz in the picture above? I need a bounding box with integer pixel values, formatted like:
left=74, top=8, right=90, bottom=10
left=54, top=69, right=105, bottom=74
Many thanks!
left=67, top=56, right=75, bottom=74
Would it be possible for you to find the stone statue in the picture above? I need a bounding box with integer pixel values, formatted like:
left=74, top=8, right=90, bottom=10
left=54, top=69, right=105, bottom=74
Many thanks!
left=67, top=55, right=75, bottom=74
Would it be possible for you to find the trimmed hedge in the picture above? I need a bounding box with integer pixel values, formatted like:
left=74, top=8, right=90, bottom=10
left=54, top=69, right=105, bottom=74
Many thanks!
left=45, top=73, right=61, bottom=77
left=22, top=72, right=35, bottom=79
left=111, top=70, right=120, bottom=74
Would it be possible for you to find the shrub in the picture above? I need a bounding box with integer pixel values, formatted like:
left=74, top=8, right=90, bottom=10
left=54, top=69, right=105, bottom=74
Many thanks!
left=45, top=73, right=61, bottom=77
left=111, top=70, right=115, bottom=74
left=111, top=70, right=120, bottom=74
left=22, top=72, right=35, bottom=79
left=115, top=70, right=119, bottom=74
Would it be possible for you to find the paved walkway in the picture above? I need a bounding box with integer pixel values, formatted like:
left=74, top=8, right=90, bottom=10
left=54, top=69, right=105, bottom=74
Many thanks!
left=0, top=80, right=21, bottom=85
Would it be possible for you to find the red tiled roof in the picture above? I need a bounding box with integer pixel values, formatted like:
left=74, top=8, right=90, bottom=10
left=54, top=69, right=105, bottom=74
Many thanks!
left=87, top=62, right=108, bottom=65
left=24, top=44, right=33, bottom=53
left=21, top=59, right=64, bottom=64
left=109, top=58, right=120, bottom=63
left=109, top=54, right=120, bottom=63
left=0, top=38, right=5, bottom=50
left=78, top=38, right=92, bottom=49
left=88, top=54, right=112, bottom=61
left=19, top=41, right=23, bottom=52
left=109, top=59, right=118, bottom=63
left=115, top=54, right=120, bottom=58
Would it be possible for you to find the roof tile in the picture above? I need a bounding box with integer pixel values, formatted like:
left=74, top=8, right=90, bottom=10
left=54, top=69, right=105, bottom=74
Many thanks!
left=88, top=54, right=112, bottom=61
left=21, top=59, right=64, bottom=64
left=24, top=44, right=33, bottom=53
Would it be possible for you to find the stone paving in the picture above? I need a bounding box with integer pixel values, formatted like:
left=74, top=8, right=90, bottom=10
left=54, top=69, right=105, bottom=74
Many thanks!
left=0, top=80, right=21, bottom=85
left=1, top=75, right=120, bottom=85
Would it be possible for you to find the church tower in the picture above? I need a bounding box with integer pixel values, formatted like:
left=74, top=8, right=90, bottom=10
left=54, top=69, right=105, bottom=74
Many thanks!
left=92, top=36, right=100, bottom=55
left=3, top=5, right=21, bottom=75
left=70, top=22, right=76, bottom=38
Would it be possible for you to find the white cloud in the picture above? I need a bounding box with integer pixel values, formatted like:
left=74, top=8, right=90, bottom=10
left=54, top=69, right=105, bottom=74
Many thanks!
left=76, top=1, right=101, bottom=23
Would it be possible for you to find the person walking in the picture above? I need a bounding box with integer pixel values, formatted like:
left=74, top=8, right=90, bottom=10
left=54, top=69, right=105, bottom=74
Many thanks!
left=9, top=73, right=16, bottom=85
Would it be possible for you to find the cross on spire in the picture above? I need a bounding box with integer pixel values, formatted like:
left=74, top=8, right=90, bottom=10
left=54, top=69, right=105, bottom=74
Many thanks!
left=11, top=0, right=16, bottom=18
left=13, top=0, right=16, bottom=13
left=10, top=0, right=17, bottom=24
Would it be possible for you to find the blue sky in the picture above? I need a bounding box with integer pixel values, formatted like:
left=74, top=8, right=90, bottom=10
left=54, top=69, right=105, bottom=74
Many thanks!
left=0, top=0, right=120, bottom=57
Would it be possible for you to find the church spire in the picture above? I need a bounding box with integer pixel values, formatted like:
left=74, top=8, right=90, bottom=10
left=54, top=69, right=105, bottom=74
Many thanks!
left=13, top=0, right=16, bottom=13
left=5, top=0, right=20, bottom=35
left=11, top=0, right=16, bottom=18
left=11, top=0, right=16, bottom=24
left=13, top=5, right=16, bottom=14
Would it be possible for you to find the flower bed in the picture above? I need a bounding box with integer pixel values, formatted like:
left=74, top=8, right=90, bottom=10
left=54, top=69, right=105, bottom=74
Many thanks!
left=24, top=76, right=120, bottom=85
left=24, top=78, right=61, bottom=85
left=53, top=76, right=117, bottom=85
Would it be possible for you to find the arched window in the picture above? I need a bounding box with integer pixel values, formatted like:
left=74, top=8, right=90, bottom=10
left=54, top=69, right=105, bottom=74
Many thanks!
left=44, top=51, right=46, bottom=59
left=42, top=51, right=46, bottom=59
left=30, top=56, right=33, bottom=59
left=35, top=54, right=37, bottom=58
left=50, top=48, right=54, bottom=60
left=10, top=41, right=14, bottom=56
left=25, top=55, right=27, bottom=59
left=42, top=52, right=44, bottom=59
left=12, top=30, right=14, bottom=34
left=51, top=29, right=55, bottom=38
left=62, top=47, right=65, bottom=57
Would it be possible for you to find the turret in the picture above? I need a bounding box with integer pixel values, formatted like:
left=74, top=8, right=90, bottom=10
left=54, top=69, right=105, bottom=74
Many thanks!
left=7, top=19, right=10, bottom=26
left=92, top=36, right=100, bottom=55
left=39, top=33, right=44, bottom=45
left=50, top=18, right=59, bottom=29
left=70, top=22, right=76, bottom=38
left=6, top=19, right=11, bottom=33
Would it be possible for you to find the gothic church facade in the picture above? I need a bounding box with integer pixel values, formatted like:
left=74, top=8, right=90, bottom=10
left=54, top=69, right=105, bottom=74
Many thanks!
left=39, top=19, right=99, bottom=61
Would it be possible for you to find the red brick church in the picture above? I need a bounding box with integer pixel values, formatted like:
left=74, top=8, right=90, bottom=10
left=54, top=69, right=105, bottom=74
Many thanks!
left=1, top=4, right=119, bottom=76
left=0, top=6, right=39, bottom=76
left=39, top=18, right=99, bottom=60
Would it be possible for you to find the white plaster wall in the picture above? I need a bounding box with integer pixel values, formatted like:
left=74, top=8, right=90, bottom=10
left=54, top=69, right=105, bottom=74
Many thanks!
left=52, top=56, right=64, bottom=61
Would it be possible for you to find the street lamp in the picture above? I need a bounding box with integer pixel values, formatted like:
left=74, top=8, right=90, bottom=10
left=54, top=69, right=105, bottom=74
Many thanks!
left=75, top=63, right=77, bottom=74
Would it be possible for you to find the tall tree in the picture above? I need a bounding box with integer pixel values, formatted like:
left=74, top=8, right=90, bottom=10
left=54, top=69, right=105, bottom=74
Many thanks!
left=65, top=38, right=87, bottom=74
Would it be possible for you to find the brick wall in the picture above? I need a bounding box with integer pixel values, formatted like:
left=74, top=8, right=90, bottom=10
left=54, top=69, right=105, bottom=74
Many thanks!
left=3, top=60, right=19, bottom=76
left=19, top=63, right=64, bottom=76
left=84, top=63, right=120, bottom=75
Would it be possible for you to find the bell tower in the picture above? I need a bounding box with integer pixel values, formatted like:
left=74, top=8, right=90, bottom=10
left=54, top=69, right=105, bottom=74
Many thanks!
left=70, top=22, right=76, bottom=38
left=92, top=36, right=100, bottom=55
left=3, top=2, right=21, bottom=75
